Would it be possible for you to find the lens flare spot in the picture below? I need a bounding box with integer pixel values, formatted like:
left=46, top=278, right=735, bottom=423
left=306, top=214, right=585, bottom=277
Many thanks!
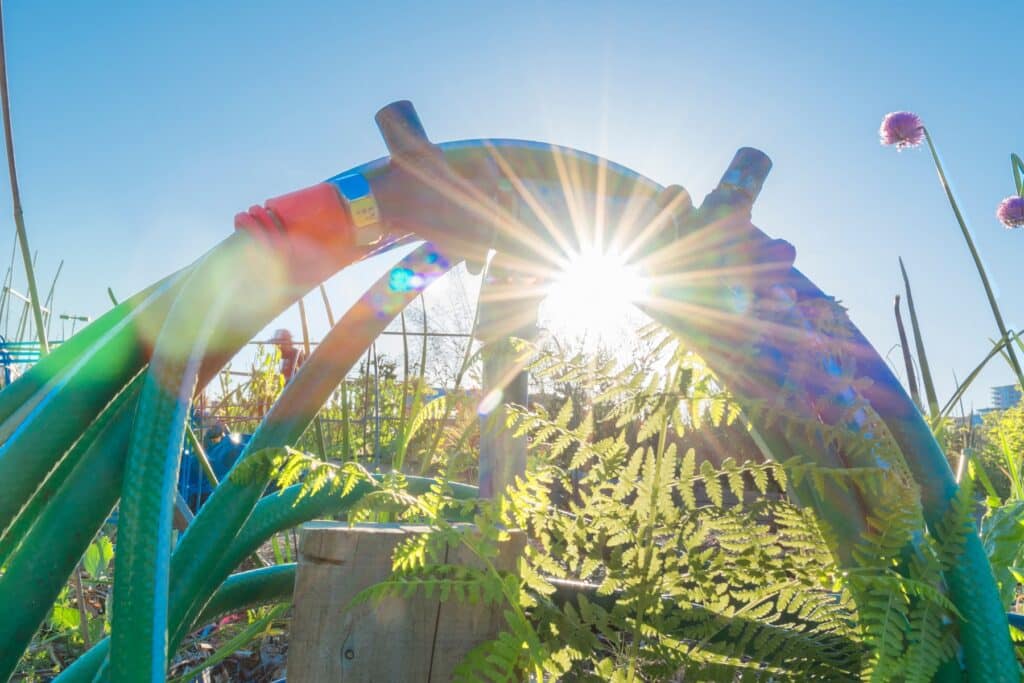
left=389, top=267, right=425, bottom=293
left=541, top=249, right=647, bottom=345
left=478, top=389, right=503, bottom=416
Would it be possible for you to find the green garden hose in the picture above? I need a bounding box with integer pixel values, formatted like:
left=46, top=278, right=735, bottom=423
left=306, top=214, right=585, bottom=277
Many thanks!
left=641, top=153, right=1015, bottom=680
left=109, top=232, right=286, bottom=681
left=62, top=477, right=477, bottom=683
left=1, top=106, right=1015, bottom=681
left=192, top=564, right=298, bottom=625
left=163, top=242, right=446, bottom=659
left=0, top=273, right=171, bottom=428
left=0, top=250, right=315, bottom=682
left=111, top=172, right=376, bottom=681
left=55, top=564, right=298, bottom=683
left=0, top=234, right=335, bottom=681
left=0, top=271, right=187, bottom=538
left=0, top=374, right=142, bottom=680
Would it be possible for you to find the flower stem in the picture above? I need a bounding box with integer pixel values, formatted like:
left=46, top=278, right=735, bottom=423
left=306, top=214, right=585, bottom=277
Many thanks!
left=1011, top=153, right=1023, bottom=197
left=923, top=128, right=1024, bottom=391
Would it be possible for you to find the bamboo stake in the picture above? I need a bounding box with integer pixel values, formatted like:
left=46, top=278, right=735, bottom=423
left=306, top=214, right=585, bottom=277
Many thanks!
left=0, top=1, right=47, bottom=354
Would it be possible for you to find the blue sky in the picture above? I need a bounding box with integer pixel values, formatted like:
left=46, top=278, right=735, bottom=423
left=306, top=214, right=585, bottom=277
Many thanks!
left=1, top=1, right=1022, bottom=409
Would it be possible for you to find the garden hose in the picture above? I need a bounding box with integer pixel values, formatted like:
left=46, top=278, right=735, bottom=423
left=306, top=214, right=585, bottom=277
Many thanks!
left=111, top=177, right=377, bottom=681
left=193, top=564, right=297, bottom=626
left=809, top=282, right=1015, bottom=681
left=641, top=152, right=1015, bottom=680
left=2, top=101, right=1015, bottom=681
left=0, top=274, right=167, bottom=427
left=0, top=237, right=329, bottom=683
left=164, top=242, right=451, bottom=655
left=0, top=373, right=142, bottom=680
left=639, top=164, right=966, bottom=681
left=641, top=167, right=876, bottom=568
left=55, top=564, right=298, bottom=683
left=5, top=175, right=379, bottom=681
left=63, top=477, right=477, bottom=683
left=1, top=225, right=360, bottom=681
left=111, top=234, right=251, bottom=683
left=0, top=272, right=189, bottom=565
left=0, top=373, right=142, bottom=571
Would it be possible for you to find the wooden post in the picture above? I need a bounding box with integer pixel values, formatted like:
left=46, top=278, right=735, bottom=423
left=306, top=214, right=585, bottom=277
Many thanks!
left=475, top=259, right=541, bottom=499
left=288, top=522, right=525, bottom=682
left=478, top=337, right=530, bottom=498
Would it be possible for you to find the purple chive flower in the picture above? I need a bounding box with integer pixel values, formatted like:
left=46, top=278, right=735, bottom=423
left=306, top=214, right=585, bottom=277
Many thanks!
left=997, top=196, right=1024, bottom=228
left=879, top=111, right=924, bottom=149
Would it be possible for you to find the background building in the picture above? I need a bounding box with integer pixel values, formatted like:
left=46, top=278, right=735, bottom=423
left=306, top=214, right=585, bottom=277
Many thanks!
left=991, top=385, right=1022, bottom=410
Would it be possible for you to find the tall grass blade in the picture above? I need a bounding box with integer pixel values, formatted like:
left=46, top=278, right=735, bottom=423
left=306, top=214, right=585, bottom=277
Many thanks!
left=899, top=258, right=939, bottom=421
left=893, top=294, right=923, bottom=411
left=395, top=296, right=430, bottom=471
left=940, top=332, right=1019, bottom=419
left=397, top=309, right=410, bottom=456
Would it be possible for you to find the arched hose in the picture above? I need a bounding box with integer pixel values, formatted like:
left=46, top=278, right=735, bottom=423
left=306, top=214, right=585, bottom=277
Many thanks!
left=1, top=121, right=1012, bottom=680
left=640, top=153, right=1015, bottom=680
left=110, top=234, right=251, bottom=681
left=164, top=242, right=450, bottom=657
left=0, top=234, right=319, bottom=683
left=110, top=180, right=370, bottom=681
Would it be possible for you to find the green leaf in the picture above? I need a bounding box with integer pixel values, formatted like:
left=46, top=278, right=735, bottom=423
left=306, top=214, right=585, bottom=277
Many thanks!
left=83, top=535, right=114, bottom=578
left=49, top=604, right=80, bottom=632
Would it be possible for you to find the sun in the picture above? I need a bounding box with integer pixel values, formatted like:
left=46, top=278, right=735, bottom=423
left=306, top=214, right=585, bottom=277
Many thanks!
left=540, top=249, right=648, bottom=345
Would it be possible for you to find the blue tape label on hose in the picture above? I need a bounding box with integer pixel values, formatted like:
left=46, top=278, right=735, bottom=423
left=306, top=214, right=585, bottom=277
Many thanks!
left=335, top=173, right=379, bottom=228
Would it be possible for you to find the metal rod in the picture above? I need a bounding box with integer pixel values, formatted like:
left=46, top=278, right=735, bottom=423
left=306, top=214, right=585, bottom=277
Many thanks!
left=42, top=259, right=62, bottom=338
left=2, top=286, right=49, bottom=312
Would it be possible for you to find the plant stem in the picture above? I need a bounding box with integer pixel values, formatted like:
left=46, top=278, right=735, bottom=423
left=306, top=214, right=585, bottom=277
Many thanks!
left=297, top=297, right=327, bottom=459
left=319, top=284, right=352, bottom=460
left=628, top=370, right=677, bottom=682
left=74, top=563, right=92, bottom=649
left=185, top=424, right=218, bottom=489
left=397, top=309, right=410, bottom=465
left=923, top=128, right=1024, bottom=391
left=1011, top=153, right=1023, bottom=197
left=0, top=1, right=47, bottom=355
left=898, top=259, right=939, bottom=420
left=893, top=294, right=922, bottom=412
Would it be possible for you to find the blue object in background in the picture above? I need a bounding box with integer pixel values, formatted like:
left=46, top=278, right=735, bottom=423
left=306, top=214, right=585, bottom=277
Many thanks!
left=178, top=428, right=250, bottom=512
